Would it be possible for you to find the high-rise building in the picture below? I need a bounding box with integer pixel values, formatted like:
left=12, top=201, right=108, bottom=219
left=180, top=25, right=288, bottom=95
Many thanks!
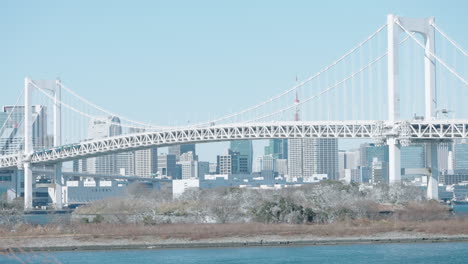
left=115, top=152, right=135, bottom=176
left=401, top=145, right=426, bottom=169
left=134, top=148, right=158, bottom=177
left=455, top=142, right=468, bottom=171
left=230, top=140, right=253, bottom=173
left=198, top=161, right=210, bottom=179
left=275, top=159, right=288, bottom=176
left=177, top=151, right=198, bottom=179
left=157, top=154, right=177, bottom=178
left=289, top=138, right=338, bottom=180
left=365, top=144, right=389, bottom=167
left=85, top=116, right=122, bottom=175
left=217, top=153, right=232, bottom=175
left=371, top=158, right=388, bottom=184
left=264, top=139, right=288, bottom=159
left=168, top=144, right=196, bottom=161
left=261, top=155, right=275, bottom=171
left=216, top=149, right=249, bottom=175
left=0, top=105, right=49, bottom=155
left=287, top=139, right=303, bottom=178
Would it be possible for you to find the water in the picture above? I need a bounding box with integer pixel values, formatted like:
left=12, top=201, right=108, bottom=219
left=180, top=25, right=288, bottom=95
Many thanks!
left=2, top=242, right=468, bottom=264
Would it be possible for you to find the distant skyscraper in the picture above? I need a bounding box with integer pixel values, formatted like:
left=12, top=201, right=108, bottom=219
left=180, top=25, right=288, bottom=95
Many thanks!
left=264, top=139, right=288, bottom=159
left=134, top=148, right=158, bottom=177
left=401, top=145, right=426, bottom=169
left=86, top=116, right=122, bottom=175
left=230, top=140, right=253, bottom=173
left=365, top=144, right=389, bottom=168
left=157, top=154, right=177, bottom=178
left=289, top=138, right=338, bottom=180
left=261, top=155, right=275, bottom=171
left=0, top=105, right=49, bottom=154
left=275, top=159, right=288, bottom=176
left=168, top=144, right=196, bottom=161
left=287, top=139, right=303, bottom=178
left=177, top=151, right=198, bottom=179
left=455, top=142, right=468, bottom=171
left=216, top=149, right=249, bottom=175
left=198, top=161, right=210, bottom=179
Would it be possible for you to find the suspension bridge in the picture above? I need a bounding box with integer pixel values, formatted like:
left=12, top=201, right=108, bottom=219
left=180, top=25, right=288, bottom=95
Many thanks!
left=0, top=14, right=467, bottom=210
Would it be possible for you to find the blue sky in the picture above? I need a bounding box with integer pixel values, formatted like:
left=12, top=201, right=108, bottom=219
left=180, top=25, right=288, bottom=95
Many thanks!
left=1, top=0, right=466, bottom=162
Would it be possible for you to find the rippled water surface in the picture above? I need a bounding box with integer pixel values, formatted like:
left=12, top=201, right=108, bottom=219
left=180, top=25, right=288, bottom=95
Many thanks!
left=2, top=242, right=468, bottom=264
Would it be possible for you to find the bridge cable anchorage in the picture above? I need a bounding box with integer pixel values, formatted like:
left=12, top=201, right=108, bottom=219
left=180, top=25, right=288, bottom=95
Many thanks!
left=57, top=82, right=172, bottom=130
left=29, top=81, right=174, bottom=132
left=247, top=33, right=415, bottom=123
left=432, top=22, right=468, bottom=57
left=191, top=24, right=388, bottom=127
left=396, top=20, right=468, bottom=86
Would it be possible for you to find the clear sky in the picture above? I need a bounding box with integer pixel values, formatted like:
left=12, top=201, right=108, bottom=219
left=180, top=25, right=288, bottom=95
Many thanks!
left=1, top=0, right=467, bottom=162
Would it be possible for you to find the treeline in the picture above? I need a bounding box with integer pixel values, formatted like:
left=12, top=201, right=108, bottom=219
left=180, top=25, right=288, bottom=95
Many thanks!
left=74, top=181, right=451, bottom=224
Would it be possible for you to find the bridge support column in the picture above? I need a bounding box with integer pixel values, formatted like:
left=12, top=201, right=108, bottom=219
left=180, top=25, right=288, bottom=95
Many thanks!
left=427, top=143, right=439, bottom=200
left=24, top=162, right=33, bottom=210
left=388, top=138, right=401, bottom=184
left=24, top=77, right=33, bottom=210
left=54, top=79, right=63, bottom=209
left=54, top=163, right=63, bottom=209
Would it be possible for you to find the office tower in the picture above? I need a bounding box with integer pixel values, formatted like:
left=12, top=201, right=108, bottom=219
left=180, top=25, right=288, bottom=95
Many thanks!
left=216, top=149, right=249, bottom=175
left=157, top=154, right=177, bottom=178
left=289, top=138, right=338, bottom=180
left=365, top=144, right=389, bottom=167
left=86, top=116, right=122, bottom=175
left=0, top=105, right=49, bottom=154
left=261, top=155, right=275, bottom=171
left=177, top=151, right=198, bottom=179
left=134, top=148, right=158, bottom=177
left=168, top=144, right=196, bottom=161
left=264, top=139, right=288, bottom=159
left=287, top=139, right=303, bottom=178
left=401, top=145, right=426, bottom=169
left=115, top=152, right=135, bottom=176
left=455, top=142, right=468, bottom=171
left=371, top=158, right=388, bottom=184
left=275, top=159, right=288, bottom=176
left=217, top=153, right=232, bottom=175
left=230, top=140, right=253, bottom=173
left=198, top=161, right=210, bottom=179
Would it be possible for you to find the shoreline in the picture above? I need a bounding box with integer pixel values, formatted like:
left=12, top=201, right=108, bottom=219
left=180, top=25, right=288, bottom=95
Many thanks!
left=3, top=234, right=468, bottom=252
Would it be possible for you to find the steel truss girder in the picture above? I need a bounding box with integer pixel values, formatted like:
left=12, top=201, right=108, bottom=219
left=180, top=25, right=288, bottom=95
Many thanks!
left=1, top=120, right=468, bottom=169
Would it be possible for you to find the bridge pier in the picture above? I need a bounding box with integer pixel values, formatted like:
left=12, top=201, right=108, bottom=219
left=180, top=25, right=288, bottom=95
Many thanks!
left=54, top=163, right=63, bottom=209
left=23, top=162, right=33, bottom=210
left=24, top=77, right=33, bottom=210
left=427, top=142, right=439, bottom=200
left=388, top=138, right=401, bottom=184
left=54, top=79, right=63, bottom=209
